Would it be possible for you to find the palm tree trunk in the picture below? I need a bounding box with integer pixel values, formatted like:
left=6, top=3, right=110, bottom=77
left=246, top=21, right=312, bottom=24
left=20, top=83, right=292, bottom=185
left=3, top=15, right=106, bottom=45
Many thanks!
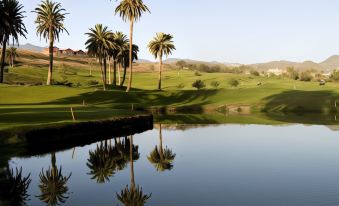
left=159, top=124, right=164, bottom=161
left=103, top=57, right=107, bottom=85
left=99, top=60, right=106, bottom=91
left=51, top=152, right=56, bottom=178
left=121, top=62, right=127, bottom=87
left=113, top=60, right=117, bottom=86
left=118, top=63, right=121, bottom=85
left=158, top=54, right=163, bottom=90
left=47, top=31, right=54, bottom=85
left=0, top=37, right=7, bottom=83
left=126, top=20, right=134, bottom=92
left=108, top=57, right=111, bottom=85
left=129, top=135, right=135, bottom=191
left=11, top=57, right=14, bottom=68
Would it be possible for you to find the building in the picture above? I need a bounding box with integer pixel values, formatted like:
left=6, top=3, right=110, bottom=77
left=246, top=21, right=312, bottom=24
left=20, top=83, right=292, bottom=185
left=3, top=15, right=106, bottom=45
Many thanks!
left=42, top=47, right=59, bottom=55
left=74, top=50, right=87, bottom=56
left=42, top=47, right=87, bottom=56
left=267, top=68, right=285, bottom=76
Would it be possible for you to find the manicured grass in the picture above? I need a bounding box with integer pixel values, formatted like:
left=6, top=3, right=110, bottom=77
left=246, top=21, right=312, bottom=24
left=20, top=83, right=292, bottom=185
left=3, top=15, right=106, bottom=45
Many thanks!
left=3, top=56, right=339, bottom=128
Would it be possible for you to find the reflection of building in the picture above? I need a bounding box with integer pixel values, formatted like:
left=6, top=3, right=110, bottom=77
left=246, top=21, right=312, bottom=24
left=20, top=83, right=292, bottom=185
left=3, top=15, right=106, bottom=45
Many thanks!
left=42, top=47, right=87, bottom=56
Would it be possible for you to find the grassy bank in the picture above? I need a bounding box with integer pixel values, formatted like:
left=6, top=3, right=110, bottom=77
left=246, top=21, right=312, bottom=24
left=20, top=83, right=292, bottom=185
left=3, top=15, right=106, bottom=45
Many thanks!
left=2, top=50, right=339, bottom=127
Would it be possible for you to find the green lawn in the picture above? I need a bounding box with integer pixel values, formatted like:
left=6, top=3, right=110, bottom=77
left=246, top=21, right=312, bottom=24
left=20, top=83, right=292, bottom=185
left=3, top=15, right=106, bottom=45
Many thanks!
left=2, top=66, right=339, bottom=128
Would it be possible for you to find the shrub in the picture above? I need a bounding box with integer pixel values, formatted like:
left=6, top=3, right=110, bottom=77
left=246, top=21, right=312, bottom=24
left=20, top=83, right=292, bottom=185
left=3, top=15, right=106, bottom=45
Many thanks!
left=194, top=71, right=202, bottom=76
left=192, top=80, right=206, bottom=90
left=286, top=67, right=299, bottom=80
left=176, top=60, right=187, bottom=69
left=250, top=70, right=260, bottom=76
left=210, top=81, right=220, bottom=89
left=54, top=80, right=73, bottom=87
left=299, top=71, right=312, bottom=81
left=87, top=80, right=99, bottom=86
left=228, top=79, right=239, bottom=87
left=330, top=70, right=339, bottom=82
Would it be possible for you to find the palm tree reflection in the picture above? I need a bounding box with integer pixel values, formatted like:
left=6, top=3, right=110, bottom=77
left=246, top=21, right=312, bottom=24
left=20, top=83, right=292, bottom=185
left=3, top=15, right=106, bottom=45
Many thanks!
left=87, top=141, right=116, bottom=183
left=148, top=124, right=176, bottom=172
left=37, top=152, right=72, bottom=206
left=0, top=165, right=31, bottom=206
left=117, top=135, right=151, bottom=206
left=87, top=137, right=140, bottom=184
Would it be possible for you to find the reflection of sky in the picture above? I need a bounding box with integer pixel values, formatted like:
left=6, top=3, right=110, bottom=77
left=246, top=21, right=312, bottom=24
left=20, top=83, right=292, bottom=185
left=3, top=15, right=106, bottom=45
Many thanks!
left=10, top=124, right=339, bottom=206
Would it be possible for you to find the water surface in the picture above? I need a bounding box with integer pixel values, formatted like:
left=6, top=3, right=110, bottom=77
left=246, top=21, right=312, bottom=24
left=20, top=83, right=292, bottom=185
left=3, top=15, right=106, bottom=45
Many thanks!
left=4, top=124, right=339, bottom=206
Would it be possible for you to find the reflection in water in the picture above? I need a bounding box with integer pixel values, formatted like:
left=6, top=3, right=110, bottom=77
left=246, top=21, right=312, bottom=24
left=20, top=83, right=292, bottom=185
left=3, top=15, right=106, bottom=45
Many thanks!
left=0, top=165, right=31, bottom=206
left=37, top=152, right=72, bottom=206
left=87, top=141, right=117, bottom=183
left=86, top=137, right=140, bottom=183
left=148, top=124, right=176, bottom=172
left=117, top=136, right=152, bottom=206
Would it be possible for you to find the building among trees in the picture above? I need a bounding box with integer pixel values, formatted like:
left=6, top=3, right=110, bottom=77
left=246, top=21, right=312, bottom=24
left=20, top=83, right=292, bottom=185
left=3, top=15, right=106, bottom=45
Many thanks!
left=42, top=47, right=87, bottom=56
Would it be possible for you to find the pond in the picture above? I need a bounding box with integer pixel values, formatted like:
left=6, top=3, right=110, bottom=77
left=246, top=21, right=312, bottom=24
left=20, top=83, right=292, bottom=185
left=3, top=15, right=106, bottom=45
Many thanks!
left=3, top=123, right=339, bottom=206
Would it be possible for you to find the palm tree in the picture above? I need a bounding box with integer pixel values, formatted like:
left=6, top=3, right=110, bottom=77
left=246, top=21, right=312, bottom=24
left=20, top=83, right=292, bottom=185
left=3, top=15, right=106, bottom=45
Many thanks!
left=148, top=124, right=176, bottom=171
left=113, top=31, right=128, bottom=86
left=85, top=24, right=115, bottom=91
left=0, top=165, right=31, bottom=206
left=115, top=0, right=150, bottom=92
left=33, top=0, right=69, bottom=85
left=121, top=44, right=139, bottom=87
left=0, top=0, right=27, bottom=83
left=6, top=47, right=18, bottom=68
left=117, top=136, right=151, bottom=206
left=148, top=33, right=176, bottom=90
left=37, top=152, right=72, bottom=206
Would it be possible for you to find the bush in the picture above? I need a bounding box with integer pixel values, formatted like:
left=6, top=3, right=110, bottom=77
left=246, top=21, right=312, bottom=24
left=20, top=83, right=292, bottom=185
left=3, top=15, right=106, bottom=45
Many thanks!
left=87, top=80, right=99, bottom=86
left=192, top=80, right=206, bottom=90
left=210, top=81, right=220, bottom=89
left=228, top=79, right=239, bottom=87
left=299, top=71, right=312, bottom=81
left=194, top=71, right=202, bottom=76
left=250, top=70, right=260, bottom=76
left=54, top=80, right=73, bottom=87
left=286, top=67, right=299, bottom=80
left=176, top=60, right=187, bottom=69
left=330, top=70, right=339, bottom=82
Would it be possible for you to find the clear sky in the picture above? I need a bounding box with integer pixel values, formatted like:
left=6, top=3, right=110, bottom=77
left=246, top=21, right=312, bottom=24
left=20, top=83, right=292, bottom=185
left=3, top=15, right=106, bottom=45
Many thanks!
left=18, top=0, right=339, bottom=64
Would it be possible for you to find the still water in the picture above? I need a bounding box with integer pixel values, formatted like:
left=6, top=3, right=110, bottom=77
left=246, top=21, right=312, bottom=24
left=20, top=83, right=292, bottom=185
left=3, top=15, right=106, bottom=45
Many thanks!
left=4, top=124, right=339, bottom=206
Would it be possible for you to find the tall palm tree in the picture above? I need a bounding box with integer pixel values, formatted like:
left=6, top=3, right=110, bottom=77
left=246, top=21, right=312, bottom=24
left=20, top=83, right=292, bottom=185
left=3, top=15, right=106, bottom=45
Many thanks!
left=37, top=152, right=72, bottom=206
left=148, top=33, right=176, bottom=90
left=115, top=0, right=150, bottom=92
left=6, top=47, right=18, bottom=68
left=85, top=24, right=115, bottom=91
left=117, top=136, right=151, bottom=206
left=33, top=0, right=69, bottom=85
left=148, top=124, right=176, bottom=171
left=0, top=0, right=27, bottom=83
left=113, top=31, right=128, bottom=86
left=121, top=44, right=139, bottom=87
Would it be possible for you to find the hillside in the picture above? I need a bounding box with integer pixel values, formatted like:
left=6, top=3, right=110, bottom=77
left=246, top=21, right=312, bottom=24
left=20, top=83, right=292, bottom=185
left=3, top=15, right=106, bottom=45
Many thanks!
left=14, top=43, right=45, bottom=52
left=8, top=43, right=339, bottom=73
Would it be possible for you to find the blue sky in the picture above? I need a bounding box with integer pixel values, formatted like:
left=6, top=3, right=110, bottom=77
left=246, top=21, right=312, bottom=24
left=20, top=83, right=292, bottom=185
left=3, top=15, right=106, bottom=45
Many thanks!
left=18, top=0, right=339, bottom=64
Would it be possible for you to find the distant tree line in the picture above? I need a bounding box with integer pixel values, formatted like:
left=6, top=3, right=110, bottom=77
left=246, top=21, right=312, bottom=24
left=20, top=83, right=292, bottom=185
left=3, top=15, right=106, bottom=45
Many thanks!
left=175, top=60, right=252, bottom=74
